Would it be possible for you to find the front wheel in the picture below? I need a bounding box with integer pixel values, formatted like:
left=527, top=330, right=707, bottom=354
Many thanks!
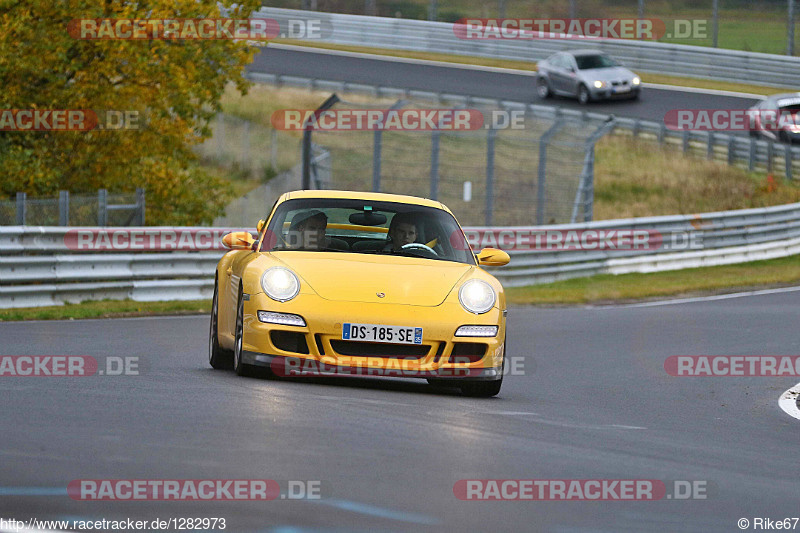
left=233, top=286, right=256, bottom=377
left=208, top=279, right=232, bottom=370
left=577, top=84, right=591, bottom=105
left=460, top=379, right=503, bottom=398
left=536, top=77, right=551, bottom=99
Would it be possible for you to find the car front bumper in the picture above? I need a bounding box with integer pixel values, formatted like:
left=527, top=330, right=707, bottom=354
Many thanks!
left=589, top=86, right=640, bottom=100
left=240, top=292, right=506, bottom=381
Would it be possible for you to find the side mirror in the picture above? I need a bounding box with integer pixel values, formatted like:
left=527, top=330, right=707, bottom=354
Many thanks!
left=257, top=219, right=266, bottom=233
left=476, top=248, right=510, bottom=267
left=222, top=231, right=255, bottom=250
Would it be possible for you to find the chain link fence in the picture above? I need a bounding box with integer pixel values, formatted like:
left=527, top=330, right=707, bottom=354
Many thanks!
left=303, top=96, right=612, bottom=226
left=0, top=190, right=145, bottom=226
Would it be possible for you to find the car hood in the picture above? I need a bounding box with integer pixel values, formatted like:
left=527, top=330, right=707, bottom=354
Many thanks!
left=272, top=252, right=473, bottom=306
left=579, top=66, right=634, bottom=83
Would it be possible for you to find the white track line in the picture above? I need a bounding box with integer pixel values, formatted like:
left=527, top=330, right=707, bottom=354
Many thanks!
left=594, top=285, right=800, bottom=309
left=266, top=43, right=767, bottom=98
left=779, top=382, right=800, bottom=420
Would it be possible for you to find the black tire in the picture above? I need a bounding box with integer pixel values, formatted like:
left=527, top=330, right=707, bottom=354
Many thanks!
left=208, top=279, right=232, bottom=369
left=630, top=90, right=640, bottom=101
left=577, top=84, right=591, bottom=105
left=427, top=378, right=456, bottom=388
left=460, top=379, right=503, bottom=398
left=232, top=285, right=256, bottom=377
left=536, top=76, right=551, bottom=99
left=779, top=131, right=791, bottom=144
left=459, top=336, right=506, bottom=397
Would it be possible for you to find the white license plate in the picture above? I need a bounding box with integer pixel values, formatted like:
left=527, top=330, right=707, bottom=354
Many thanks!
left=614, top=86, right=631, bottom=93
left=342, top=323, right=423, bottom=345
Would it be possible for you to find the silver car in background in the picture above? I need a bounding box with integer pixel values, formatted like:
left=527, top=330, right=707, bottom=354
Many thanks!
left=536, top=50, right=641, bottom=104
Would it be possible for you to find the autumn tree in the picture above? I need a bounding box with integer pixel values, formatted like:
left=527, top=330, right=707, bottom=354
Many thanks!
left=0, top=0, right=261, bottom=224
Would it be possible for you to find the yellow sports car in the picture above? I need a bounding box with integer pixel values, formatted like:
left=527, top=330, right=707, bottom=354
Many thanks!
left=208, top=190, right=510, bottom=397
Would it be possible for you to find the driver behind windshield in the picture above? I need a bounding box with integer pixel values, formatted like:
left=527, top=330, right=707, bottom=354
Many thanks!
left=287, top=210, right=328, bottom=250
left=384, top=212, right=417, bottom=252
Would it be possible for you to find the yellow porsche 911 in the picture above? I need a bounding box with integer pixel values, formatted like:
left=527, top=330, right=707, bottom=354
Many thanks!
left=208, top=190, right=510, bottom=397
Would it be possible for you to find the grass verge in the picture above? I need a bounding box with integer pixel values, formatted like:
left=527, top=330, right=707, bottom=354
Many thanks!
left=505, top=255, right=800, bottom=305
left=0, top=299, right=211, bottom=322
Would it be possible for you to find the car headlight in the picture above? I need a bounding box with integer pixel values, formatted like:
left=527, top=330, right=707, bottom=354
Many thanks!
left=632, top=76, right=641, bottom=85
left=261, top=267, right=300, bottom=302
left=593, top=80, right=605, bottom=89
left=458, top=279, right=496, bottom=314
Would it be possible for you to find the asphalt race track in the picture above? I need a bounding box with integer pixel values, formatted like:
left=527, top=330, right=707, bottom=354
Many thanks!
left=2, top=290, right=799, bottom=532
left=248, top=45, right=760, bottom=123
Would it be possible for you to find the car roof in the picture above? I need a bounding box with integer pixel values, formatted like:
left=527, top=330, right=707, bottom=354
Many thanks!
left=278, top=190, right=450, bottom=212
left=764, top=92, right=800, bottom=105
left=565, top=49, right=606, bottom=57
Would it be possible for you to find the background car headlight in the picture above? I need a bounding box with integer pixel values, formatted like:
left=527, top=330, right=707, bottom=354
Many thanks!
left=261, top=267, right=300, bottom=302
left=632, top=76, right=641, bottom=85
left=593, top=80, right=605, bottom=89
left=458, top=279, right=496, bottom=314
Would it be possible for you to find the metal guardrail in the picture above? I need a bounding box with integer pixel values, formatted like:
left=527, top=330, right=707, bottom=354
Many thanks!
left=246, top=72, right=800, bottom=181
left=256, top=7, right=800, bottom=88
left=2, top=201, right=799, bottom=306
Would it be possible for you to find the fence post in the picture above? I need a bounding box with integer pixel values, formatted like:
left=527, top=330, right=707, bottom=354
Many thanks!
left=372, top=128, right=382, bottom=192
left=786, top=146, right=793, bottom=181
left=584, top=146, right=595, bottom=222
left=707, top=132, right=715, bottom=160
left=98, top=189, right=108, bottom=226
left=15, top=192, right=26, bottom=226
left=302, top=94, right=339, bottom=189
left=682, top=129, right=689, bottom=153
left=58, top=190, right=69, bottom=226
left=767, top=141, right=774, bottom=172
left=748, top=137, right=757, bottom=171
left=485, top=127, right=496, bottom=226
left=136, top=188, right=146, bottom=225
left=728, top=136, right=736, bottom=165
left=429, top=131, right=440, bottom=200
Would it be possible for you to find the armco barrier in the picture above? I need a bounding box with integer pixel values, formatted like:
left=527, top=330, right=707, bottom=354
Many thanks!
left=245, top=72, right=800, bottom=181
left=255, top=7, right=800, bottom=88
left=1, top=201, right=799, bottom=307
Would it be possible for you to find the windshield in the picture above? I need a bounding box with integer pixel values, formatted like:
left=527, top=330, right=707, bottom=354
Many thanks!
left=260, top=198, right=476, bottom=265
left=575, top=54, right=618, bottom=70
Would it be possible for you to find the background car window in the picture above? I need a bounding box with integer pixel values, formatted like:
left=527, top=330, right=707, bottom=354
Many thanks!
left=575, top=55, right=617, bottom=70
